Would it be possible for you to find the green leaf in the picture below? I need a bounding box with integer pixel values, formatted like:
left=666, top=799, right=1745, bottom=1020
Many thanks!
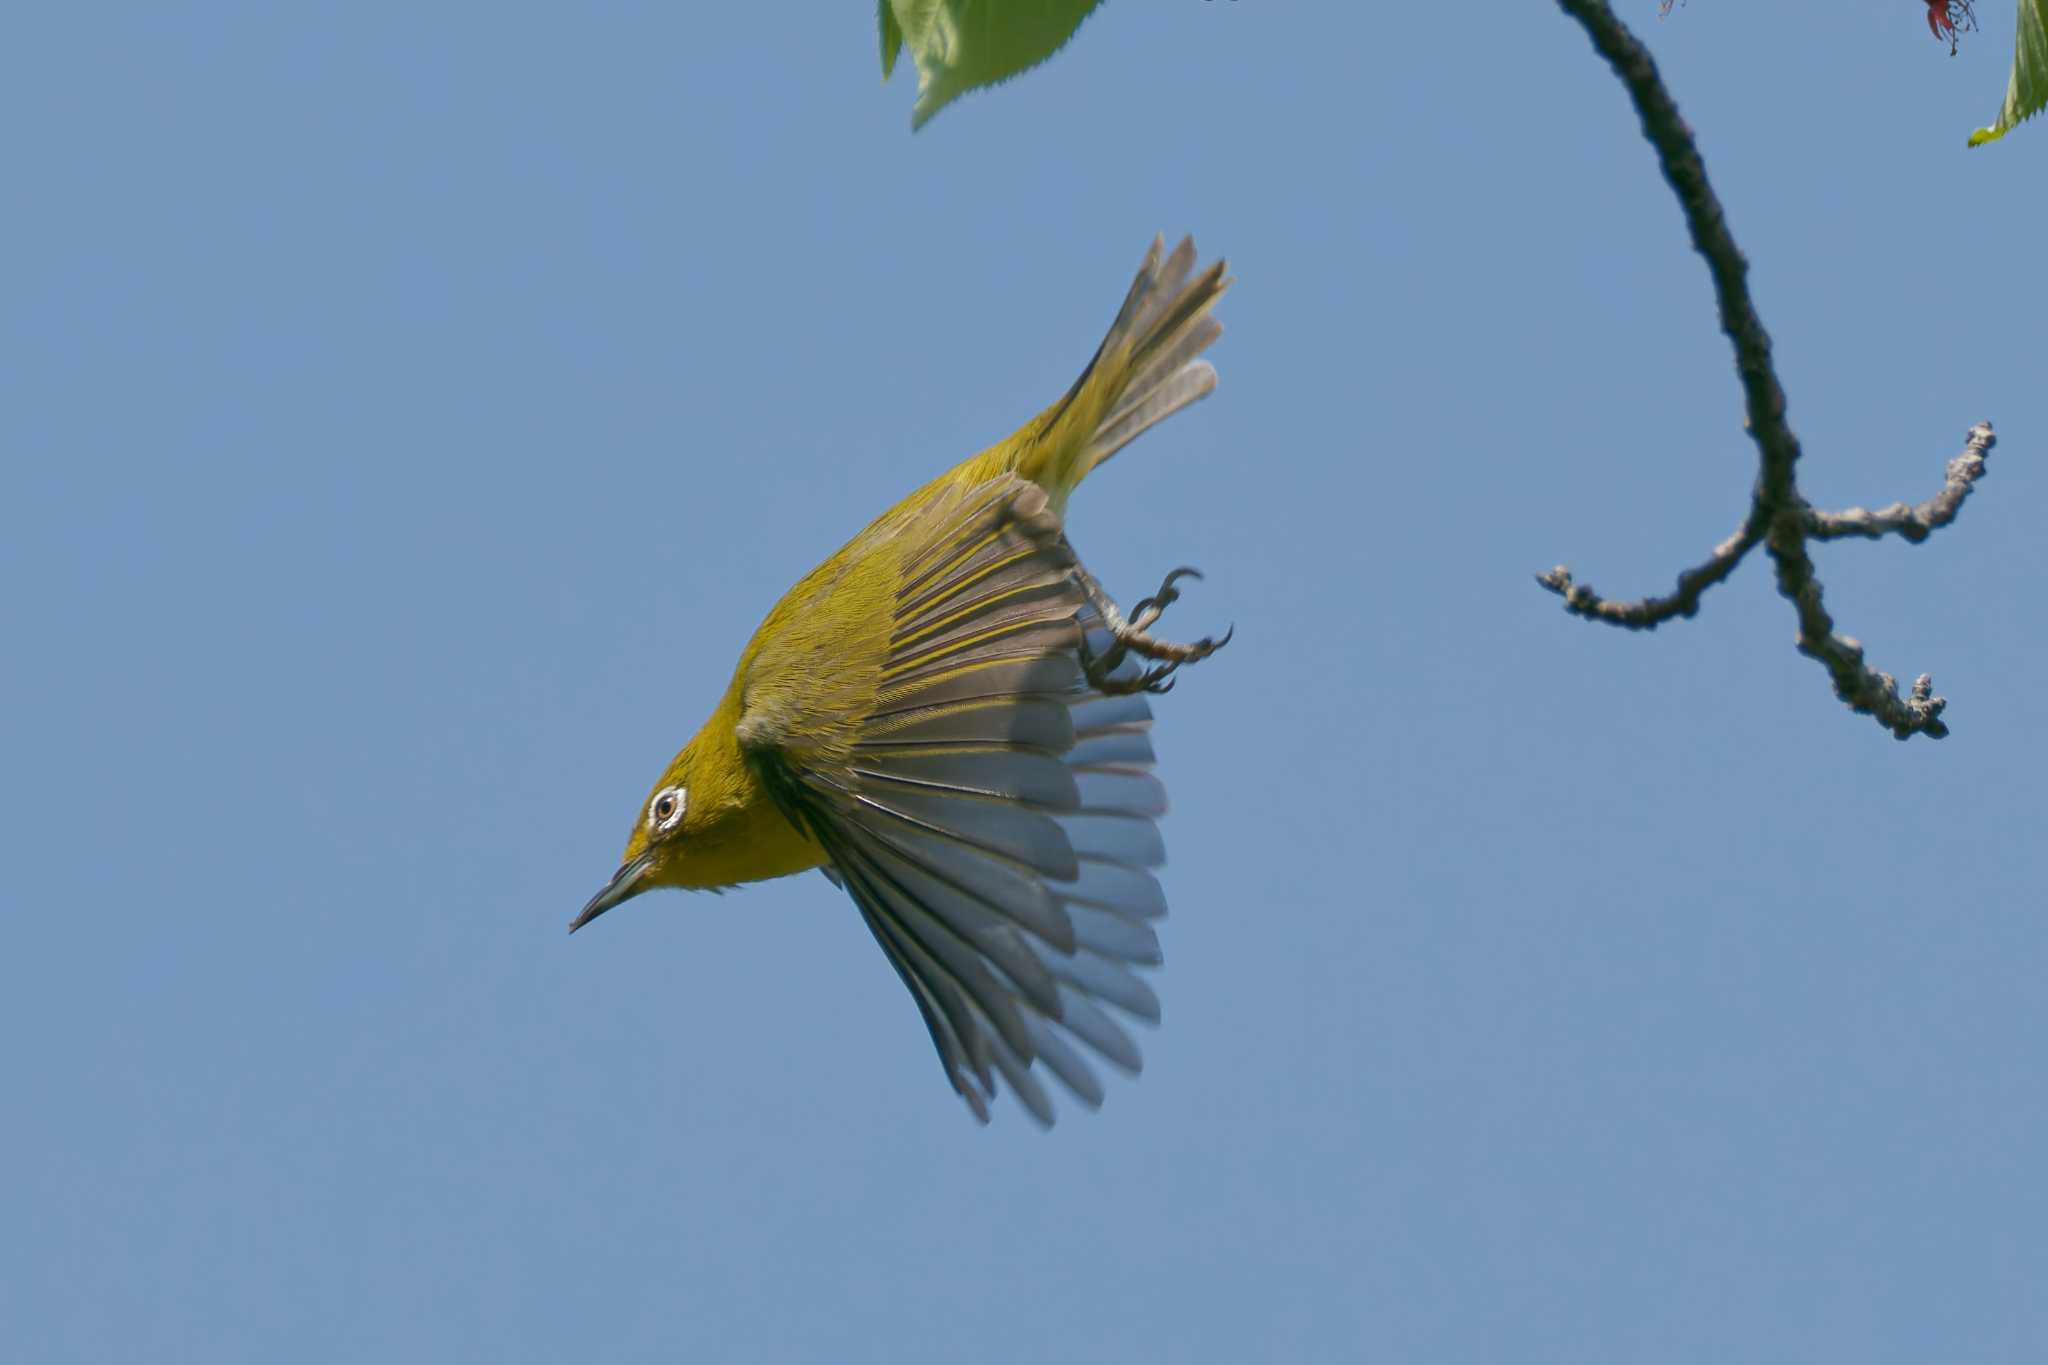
left=878, top=0, right=1104, bottom=130
left=880, top=1, right=904, bottom=81
left=1970, top=0, right=2048, bottom=145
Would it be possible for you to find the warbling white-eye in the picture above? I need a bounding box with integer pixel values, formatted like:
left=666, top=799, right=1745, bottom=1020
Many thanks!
left=573, top=237, right=1230, bottom=1125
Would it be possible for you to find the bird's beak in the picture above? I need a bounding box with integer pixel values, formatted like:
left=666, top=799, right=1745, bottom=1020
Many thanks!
left=570, top=851, right=656, bottom=933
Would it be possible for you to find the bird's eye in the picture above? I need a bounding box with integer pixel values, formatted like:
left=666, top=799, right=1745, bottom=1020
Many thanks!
left=649, top=786, right=686, bottom=832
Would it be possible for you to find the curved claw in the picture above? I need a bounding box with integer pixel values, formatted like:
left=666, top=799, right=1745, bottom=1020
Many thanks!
left=1133, top=658, right=1182, bottom=694
left=1082, top=655, right=1182, bottom=697
left=1172, top=625, right=1235, bottom=659
left=1131, top=566, right=1208, bottom=630
left=1071, top=558, right=1228, bottom=693
left=1146, top=567, right=1201, bottom=610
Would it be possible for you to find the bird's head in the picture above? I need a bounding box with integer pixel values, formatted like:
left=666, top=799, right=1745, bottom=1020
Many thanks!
left=569, top=712, right=824, bottom=931
left=569, top=752, right=697, bottom=933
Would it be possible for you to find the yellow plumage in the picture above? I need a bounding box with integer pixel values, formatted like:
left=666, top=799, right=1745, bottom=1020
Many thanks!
left=573, top=236, right=1230, bottom=1125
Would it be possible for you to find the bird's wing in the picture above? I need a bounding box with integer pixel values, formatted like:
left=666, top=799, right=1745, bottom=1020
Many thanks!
left=737, top=476, right=1169, bottom=1125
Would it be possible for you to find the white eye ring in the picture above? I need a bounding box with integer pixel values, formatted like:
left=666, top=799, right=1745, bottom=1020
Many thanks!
left=649, top=785, right=686, bottom=832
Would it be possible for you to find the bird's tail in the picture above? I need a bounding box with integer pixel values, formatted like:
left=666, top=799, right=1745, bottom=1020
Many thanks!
left=1017, top=236, right=1230, bottom=504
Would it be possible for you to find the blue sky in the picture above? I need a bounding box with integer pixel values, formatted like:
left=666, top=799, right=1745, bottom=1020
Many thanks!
left=7, top=2, right=2047, bottom=1361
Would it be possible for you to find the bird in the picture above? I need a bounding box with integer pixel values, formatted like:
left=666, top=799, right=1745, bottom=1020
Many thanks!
left=571, top=236, right=1231, bottom=1125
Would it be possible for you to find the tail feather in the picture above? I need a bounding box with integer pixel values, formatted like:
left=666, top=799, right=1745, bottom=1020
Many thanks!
left=1021, top=236, right=1230, bottom=501
left=1085, top=360, right=1216, bottom=475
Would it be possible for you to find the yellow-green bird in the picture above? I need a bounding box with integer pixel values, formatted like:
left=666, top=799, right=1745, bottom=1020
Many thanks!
left=572, top=236, right=1231, bottom=1125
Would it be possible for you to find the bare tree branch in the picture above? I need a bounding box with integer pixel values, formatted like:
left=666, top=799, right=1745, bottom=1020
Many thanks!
left=1805, top=422, right=1998, bottom=542
left=1545, top=0, right=1999, bottom=741
left=1537, top=516, right=1761, bottom=629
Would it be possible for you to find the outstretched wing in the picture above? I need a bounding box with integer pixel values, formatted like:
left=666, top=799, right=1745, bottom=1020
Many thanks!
left=738, top=476, right=1169, bottom=1125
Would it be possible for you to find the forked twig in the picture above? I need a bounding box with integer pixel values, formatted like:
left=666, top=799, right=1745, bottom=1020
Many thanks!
left=1541, top=0, right=1999, bottom=740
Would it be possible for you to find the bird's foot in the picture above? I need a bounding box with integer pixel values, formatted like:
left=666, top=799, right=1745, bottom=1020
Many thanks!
left=1074, top=563, right=1233, bottom=696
